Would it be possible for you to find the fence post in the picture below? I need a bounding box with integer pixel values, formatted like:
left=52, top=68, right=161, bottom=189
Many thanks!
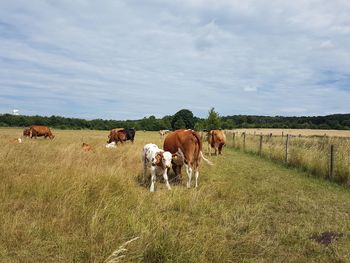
left=329, top=145, right=335, bottom=179
left=243, top=132, right=246, bottom=152
left=285, top=134, right=289, bottom=163
left=232, top=132, right=235, bottom=148
left=259, top=134, right=263, bottom=156
left=282, top=131, right=284, bottom=138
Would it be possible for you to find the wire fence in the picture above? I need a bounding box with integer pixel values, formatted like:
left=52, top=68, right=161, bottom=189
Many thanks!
left=223, top=130, right=350, bottom=186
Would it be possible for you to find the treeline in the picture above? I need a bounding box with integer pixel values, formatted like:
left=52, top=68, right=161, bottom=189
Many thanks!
left=0, top=110, right=349, bottom=131
left=221, top=114, right=350, bottom=130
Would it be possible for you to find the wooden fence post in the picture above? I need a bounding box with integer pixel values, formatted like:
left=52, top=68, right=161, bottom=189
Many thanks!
left=243, top=132, right=246, bottom=152
left=285, top=134, right=289, bottom=163
left=329, top=145, right=335, bottom=178
left=259, top=134, right=263, bottom=156
left=282, top=131, right=284, bottom=138
left=232, top=132, right=235, bottom=148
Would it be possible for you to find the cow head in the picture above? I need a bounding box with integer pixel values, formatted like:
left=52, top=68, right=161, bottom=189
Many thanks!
left=171, top=149, right=185, bottom=166
left=49, top=134, right=55, bottom=139
left=153, top=151, right=172, bottom=169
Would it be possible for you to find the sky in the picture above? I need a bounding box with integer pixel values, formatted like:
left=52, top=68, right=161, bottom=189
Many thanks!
left=0, top=0, right=350, bottom=120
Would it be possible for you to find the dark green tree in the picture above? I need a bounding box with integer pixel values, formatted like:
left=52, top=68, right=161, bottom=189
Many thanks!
left=205, top=107, right=221, bottom=130
left=173, top=118, right=186, bottom=130
left=171, top=109, right=195, bottom=130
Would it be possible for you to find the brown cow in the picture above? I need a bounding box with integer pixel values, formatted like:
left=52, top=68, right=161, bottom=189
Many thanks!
left=23, top=128, right=30, bottom=137
left=29, top=125, right=54, bottom=139
left=207, top=130, right=226, bottom=155
left=163, top=129, right=212, bottom=188
left=107, top=129, right=127, bottom=144
left=82, top=143, right=93, bottom=152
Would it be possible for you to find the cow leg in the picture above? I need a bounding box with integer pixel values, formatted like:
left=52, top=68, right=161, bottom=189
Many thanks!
left=219, top=144, right=223, bottom=155
left=150, top=167, right=156, bottom=192
left=163, top=168, right=171, bottom=190
left=185, top=164, right=192, bottom=188
left=142, top=158, right=147, bottom=184
left=195, top=169, right=199, bottom=188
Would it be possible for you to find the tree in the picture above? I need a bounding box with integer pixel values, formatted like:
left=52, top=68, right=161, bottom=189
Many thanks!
left=171, top=109, right=194, bottom=130
left=173, top=118, right=186, bottom=130
left=205, top=107, right=221, bottom=130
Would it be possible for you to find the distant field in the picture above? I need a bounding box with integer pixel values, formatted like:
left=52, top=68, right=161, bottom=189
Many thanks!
left=231, top=128, right=350, bottom=137
left=1, top=128, right=350, bottom=262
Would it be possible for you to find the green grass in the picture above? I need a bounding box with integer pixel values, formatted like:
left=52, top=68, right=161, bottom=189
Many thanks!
left=1, top=128, right=350, bottom=262
left=227, top=132, right=350, bottom=185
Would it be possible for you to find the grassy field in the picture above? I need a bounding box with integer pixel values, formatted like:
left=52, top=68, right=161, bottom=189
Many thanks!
left=223, top=131, right=350, bottom=186
left=1, top=128, right=350, bottom=262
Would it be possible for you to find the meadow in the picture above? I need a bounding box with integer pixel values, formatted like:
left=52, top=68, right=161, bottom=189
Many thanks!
left=1, top=128, right=350, bottom=262
left=224, top=129, right=350, bottom=186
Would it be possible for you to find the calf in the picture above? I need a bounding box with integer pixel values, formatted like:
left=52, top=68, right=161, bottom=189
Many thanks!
left=9, top=138, right=22, bottom=144
left=142, top=143, right=172, bottom=192
left=82, top=143, right=93, bottom=152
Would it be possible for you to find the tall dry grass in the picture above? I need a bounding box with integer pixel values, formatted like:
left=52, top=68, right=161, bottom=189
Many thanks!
left=1, top=128, right=350, bottom=262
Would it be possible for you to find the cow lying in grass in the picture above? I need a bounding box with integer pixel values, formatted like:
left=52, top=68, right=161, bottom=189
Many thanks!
left=82, top=143, right=93, bottom=152
left=9, top=138, right=22, bottom=144
left=142, top=143, right=172, bottom=192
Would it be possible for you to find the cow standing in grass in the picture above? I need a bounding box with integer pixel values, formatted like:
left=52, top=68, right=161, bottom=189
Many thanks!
left=108, top=128, right=136, bottom=144
left=207, top=130, right=226, bottom=155
left=142, top=143, right=172, bottom=192
left=29, top=125, right=54, bottom=139
left=163, top=129, right=212, bottom=188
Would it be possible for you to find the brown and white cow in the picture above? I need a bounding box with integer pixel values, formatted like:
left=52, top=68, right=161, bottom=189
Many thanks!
left=107, top=128, right=136, bottom=144
left=207, top=130, right=226, bottom=155
left=29, top=125, right=54, bottom=139
left=108, top=129, right=127, bottom=144
left=159, top=129, right=170, bottom=138
left=163, top=129, right=212, bottom=188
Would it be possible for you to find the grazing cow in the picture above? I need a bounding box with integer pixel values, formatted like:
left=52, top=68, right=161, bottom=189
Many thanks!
left=142, top=143, right=172, bottom=192
left=163, top=129, right=212, bottom=188
left=159, top=129, right=170, bottom=138
left=29, top=125, right=54, bottom=139
left=23, top=128, right=30, bottom=137
left=82, top=143, right=93, bottom=152
left=207, top=130, right=226, bottom=155
left=107, top=128, right=136, bottom=144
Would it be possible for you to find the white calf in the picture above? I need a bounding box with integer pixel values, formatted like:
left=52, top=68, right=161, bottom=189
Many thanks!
left=142, top=143, right=172, bottom=192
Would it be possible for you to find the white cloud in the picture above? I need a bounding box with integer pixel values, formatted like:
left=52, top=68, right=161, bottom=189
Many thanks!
left=0, top=0, right=349, bottom=119
left=243, top=86, right=257, bottom=92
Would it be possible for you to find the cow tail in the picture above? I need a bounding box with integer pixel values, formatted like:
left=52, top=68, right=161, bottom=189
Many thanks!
left=192, top=131, right=213, bottom=166
left=192, top=131, right=202, bottom=152
left=200, top=151, right=213, bottom=166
